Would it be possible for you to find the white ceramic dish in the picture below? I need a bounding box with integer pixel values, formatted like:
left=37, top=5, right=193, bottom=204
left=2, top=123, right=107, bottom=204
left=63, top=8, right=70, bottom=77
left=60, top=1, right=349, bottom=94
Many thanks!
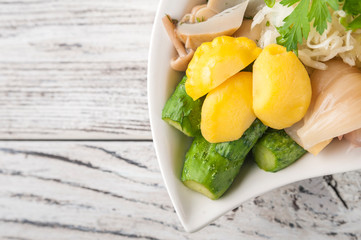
left=147, top=0, right=361, bottom=233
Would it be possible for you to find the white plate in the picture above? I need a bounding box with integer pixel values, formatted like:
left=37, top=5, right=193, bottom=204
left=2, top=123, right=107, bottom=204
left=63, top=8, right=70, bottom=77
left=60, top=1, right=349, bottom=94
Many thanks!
left=147, top=0, right=361, bottom=232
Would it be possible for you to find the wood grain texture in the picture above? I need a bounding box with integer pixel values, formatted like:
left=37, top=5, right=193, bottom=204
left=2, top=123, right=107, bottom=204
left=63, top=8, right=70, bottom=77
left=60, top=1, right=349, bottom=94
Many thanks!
left=0, top=141, right=360, bottom=239
left=0, top=0, right=361, bottom=238
left=0, top=0, right=157, bottom=139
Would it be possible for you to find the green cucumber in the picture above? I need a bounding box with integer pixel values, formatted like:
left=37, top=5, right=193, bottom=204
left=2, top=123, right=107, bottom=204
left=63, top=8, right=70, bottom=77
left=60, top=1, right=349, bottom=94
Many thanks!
left=162, top=76, right=203, bottom=137
left=215, top=119, right=267, bottom=161
left=252, top=129, right=307, bottom=172
left=181, top=119, right=267, bottom=200
left=181, top=135, right=243, bottom=200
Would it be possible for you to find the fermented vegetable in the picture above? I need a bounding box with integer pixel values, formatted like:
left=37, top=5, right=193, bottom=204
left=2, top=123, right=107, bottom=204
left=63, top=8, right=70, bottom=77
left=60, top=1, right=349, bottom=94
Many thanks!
left=181, top=135, right=242, bottom=200
left=176, top=1, right=249, bottom=50
left=160, top=0, right=361, bottom=201
left=253, top=44, right=312, bottom=129
left=162, top=76, right=203, bottom=137
left=185, top=36, right=261, bottom=100
left=181, top=119, right=267, bottom=199
left=201, top=72, right=255, bottom=143
left=286, top=60, right=361, bottom=150
left=252, top=129, right=306, bottom=172
left=215, top=119, right=268, bottom=161
left=252, top=0, right=361, bottom=69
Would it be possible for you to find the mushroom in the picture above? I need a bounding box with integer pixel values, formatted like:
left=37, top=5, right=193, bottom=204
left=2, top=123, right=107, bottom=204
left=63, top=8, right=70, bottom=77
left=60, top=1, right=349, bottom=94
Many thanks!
left=176, top=0, right=250, bottom=50
left=180, top=4, right=217, bottom=24
left=162, top=15, right=194, bottom=71
left=191, top=4, right=207, bottom=15
left=185, top=0, right=247, bottom=24
left=181, top=4, right=205, bottom=24
left=194, top=6, right=218, bottom=22
left=232, top=19, right=262, bottom=42
left=207, top=0, right=245, bottom=13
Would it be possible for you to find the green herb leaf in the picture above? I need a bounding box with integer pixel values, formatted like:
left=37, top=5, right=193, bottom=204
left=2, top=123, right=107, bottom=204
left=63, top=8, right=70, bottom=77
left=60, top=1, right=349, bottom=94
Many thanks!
left=196, top=16, right=205, bottom=22
left=308, top=0, right=338, bottom=34
left=277, top=0, right=342, bottom=52
left=348, top=15, right=361, bottom=30
left=264, top=0, right=276, bottom=8
left=277, top=0, right=310, bottom=52
left=280, top=0, right=301, bottom=7
left=343, top=0, right=361, bottom=16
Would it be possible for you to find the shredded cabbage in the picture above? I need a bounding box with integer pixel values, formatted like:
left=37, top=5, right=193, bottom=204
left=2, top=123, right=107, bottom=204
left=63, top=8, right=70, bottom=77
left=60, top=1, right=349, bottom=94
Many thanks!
left=252, top=2, right=293, bottom=48
left=252, top=2, right=361, bottom=70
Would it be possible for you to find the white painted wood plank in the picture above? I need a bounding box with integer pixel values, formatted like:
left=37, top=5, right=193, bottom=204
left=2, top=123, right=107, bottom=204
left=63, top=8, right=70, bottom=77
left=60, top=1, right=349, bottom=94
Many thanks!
left=0, top=0, right=158, bottom=139
left=0, top=141, right=360, bottom=239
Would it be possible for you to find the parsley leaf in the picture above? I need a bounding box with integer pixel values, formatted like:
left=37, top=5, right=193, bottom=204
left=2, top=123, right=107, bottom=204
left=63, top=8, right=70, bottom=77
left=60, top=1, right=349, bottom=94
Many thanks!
left=343, top=0, right=361, bottom=16
left=277, top=0, right=310, bottom=52
left=308, top=0, right=338, bottom=34
left=340, top=0, right=361, bottom=30
left=348, top=15, right=361, bottom=30
left=280, top=0, right=302, bottom=7
left=277, top=0, right=340, bottom=52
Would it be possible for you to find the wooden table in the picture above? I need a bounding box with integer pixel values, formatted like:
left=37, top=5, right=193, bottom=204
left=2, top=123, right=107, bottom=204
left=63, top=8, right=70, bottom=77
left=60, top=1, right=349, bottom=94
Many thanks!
left=1, top=1, right=360, bottom=239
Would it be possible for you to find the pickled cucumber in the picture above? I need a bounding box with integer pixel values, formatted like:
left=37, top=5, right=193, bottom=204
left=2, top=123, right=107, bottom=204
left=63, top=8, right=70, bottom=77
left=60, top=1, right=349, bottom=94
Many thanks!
left=181, top=119, right=267, bottom=199
left=252, top=129, right=307, bottom=172
left=162, top=76, right=204, bottom=137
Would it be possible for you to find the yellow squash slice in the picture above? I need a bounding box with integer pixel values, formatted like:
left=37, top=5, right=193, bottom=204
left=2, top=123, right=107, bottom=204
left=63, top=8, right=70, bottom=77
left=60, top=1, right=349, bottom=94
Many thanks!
left=201, top=72, right=255, bottom=143
left=185, top=36, right=261, bottom=100
left=253, top=44, right=312, bottom=129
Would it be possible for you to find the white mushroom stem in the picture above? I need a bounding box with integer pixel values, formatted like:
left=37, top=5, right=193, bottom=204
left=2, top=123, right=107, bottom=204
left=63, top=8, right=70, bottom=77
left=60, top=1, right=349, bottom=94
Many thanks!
left=162, top=15, right=187, bottom=57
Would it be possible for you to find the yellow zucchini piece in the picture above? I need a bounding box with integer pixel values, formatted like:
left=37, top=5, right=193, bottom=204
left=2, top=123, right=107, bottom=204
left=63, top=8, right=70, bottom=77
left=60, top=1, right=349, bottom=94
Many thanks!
left=201, top=72, right=255, bottom=143
left=185, top=36, right=262, bottom=100
left=253, top=44, right=312, bottom=129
